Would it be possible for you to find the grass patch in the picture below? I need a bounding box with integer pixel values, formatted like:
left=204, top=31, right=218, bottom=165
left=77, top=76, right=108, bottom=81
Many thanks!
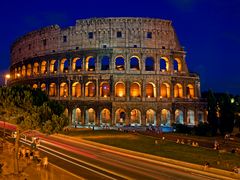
left=63, top=130, right=240, bottom=171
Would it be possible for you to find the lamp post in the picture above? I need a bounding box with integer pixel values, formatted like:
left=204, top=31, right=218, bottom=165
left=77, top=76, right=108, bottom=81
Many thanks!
left=5, top=74, right=10, bottom=87
left=3, top=74, right=10, bottom=140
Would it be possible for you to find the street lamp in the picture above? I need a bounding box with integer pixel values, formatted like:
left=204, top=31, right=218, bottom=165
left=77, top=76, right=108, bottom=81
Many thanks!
left=5, top=74, right=10, bottom=87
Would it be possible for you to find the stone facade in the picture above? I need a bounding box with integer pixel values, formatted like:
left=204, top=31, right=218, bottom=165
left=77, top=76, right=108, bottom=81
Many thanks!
left=9, top=17, right=207, bottom=127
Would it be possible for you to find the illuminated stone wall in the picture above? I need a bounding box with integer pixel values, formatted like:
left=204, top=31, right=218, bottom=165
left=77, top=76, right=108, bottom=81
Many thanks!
left=10, top=17, right=207, bottom=127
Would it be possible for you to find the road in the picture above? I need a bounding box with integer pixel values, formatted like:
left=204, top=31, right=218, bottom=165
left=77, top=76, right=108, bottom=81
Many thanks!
left=0, top=121, right=236, bottom=180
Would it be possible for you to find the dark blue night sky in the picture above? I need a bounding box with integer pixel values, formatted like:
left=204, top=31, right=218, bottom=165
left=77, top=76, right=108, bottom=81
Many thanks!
left=0, top=0, right=239, bottom=94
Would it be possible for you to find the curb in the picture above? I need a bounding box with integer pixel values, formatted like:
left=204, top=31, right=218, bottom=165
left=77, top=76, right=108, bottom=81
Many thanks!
left=54, top=134, right=240, bottom=180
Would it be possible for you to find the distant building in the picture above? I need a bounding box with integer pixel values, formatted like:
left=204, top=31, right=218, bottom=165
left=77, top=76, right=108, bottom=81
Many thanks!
left=9, top=17, right=207, bottom=127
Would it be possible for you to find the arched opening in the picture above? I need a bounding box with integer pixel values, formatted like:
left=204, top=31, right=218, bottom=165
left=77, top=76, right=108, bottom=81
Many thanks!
left=130, top=56, right=140, bottom=70
left=60, top=58, right=70, bottom=73
left=100, top=108, right=111, bottom=124
left=50, top=60, right=58, bottom=73
left=175, top=109, right=184, bottom=124
left=146, top=82, right=156, bottom=98
left=33, top=84, right=38, bottom=89
left=64, top=108, right=68, bottom=118
left=161, top=83, right=170, bottom=98
left=115, top=82, right=125, bottom=97
left=27, top=64, right=32, bottom=76
left=115, top=56, right=125, bottom=70
left=174, top=58, right=182, bottom=72
left=49, top=83, right=57, bottom=96
left=174, top=83, right=183, bottom=98
left=72, top=108, right=82, bottom=125
left=86, top=56, right=95, bottom=71
left=101, top=56, right=110, bottom=70
left=198, top=111, right=204, bottom=123
left=22, top=65, right=26, bottom=77
left=161, top=109, right=171, bottom=126
left=86, top=108, right=96, bottom=124
left=100, top=82, right=110, bottom=97
left=72, top=57, right=83, bottom=72
left=130, top=109, right=141, bottom=125
left=145, top=57, right=154, bottom=71
left=85, top=82, right=96, bottom=97
left=160, top=57, right=169, bottom=72
left=130, top=82, right=141, bottom=97
left=60, top=82, right=68, bottom=97
left=115, top=108, right=126, bottom=125
left=72, top=82, right=81, bottom=97
left=187, top=110, right=195, bottom=125
left=41, top=83, right=46, bottom=92
left=18, top=67, right=21, bottom=77
left=33, top=62, right=39, bottom=75
left=187, top=84, right=194, bottom=98
left=146, top=109, right=156, bottom=126
left=41, top=61, right=47, bottom=74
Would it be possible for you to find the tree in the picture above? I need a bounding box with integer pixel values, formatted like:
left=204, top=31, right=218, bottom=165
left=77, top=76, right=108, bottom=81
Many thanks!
left=0, top=85, right=68, bottom=174
left=218, top=93, right=235, bottom=135
left=203, top=90, right=218, bottom=136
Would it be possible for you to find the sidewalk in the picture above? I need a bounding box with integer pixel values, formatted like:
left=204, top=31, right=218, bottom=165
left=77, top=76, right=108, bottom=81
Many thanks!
left=0, top=141, right=82, bottom=180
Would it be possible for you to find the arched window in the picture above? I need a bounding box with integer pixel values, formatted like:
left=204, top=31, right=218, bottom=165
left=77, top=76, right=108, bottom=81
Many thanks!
left=18, top=67, right=21, bottom=77
left=174, top=83, right=183, bottom=98
left=175, top=109, right=184, bottom=124
left=115, top=108, right=126, bottom=125
left=33, top=62, right=39, bottom=75
left=41, top=61, right=47, bottom=74
left=198, top=111, right=204, bottom=123
left=115, top=56, right=125, bottom=70
left=100, top=82, right=110, bottom=97
left=187, top=110, right=195, bottom=125
left=60, top=58, right=70, bottom=73
left=49, top=83, right=57, bottom=96
left=50, top=60, right=58, bottom=73
left=146, top=109, right=156, bottom=126
left=146, top=82, right=156, bottom=98
left=64, top=108, right=68, bottom=118
left=130, top=82, right=141, bottom=97
left=85, top=82, right=95, bottom=97
left=160, top=57, right=169, bottom=72
left=130, top=56, right=140, bottom=70
left=72, top=57, right=83, bottom=72
left=27, top=64, right=32, bottom=76
left=72, top=108, right=82, bottom=124
left=174, top=58, right=182, bottom=72
left=72, top=82, right=81, bottom=97
left=130, top=109, right=141, bottom=125
left=161, top=109, right=171, bottom=126
left=145, top=57, right=154, bottom=71
left=22, top=65, right=26, bottom=77
left=86, top=56, right=95, bottom=71
left=86, top=108, right=96, bottom=124
left=101, top=108, right=111, bottom=124
left=41, top=83, right=46, bottom=92
left=101, top=56, right=110, bottom=70
left=115, top=82, right=125, bottom=97
left=33, top=84, right=38, bottom=89
left=186, top=84, right=194, bottom=98
left=60, top=82, right=68, bottom=97
left=161, top=83, right=170, bottom=98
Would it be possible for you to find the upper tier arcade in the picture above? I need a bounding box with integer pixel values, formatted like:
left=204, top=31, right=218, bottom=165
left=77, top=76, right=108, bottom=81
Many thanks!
left=11, top=17, right=182, bottom=65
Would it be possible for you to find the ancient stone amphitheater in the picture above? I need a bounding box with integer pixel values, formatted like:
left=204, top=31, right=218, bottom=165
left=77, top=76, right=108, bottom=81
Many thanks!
left=10, top=17, right=206, bottom=128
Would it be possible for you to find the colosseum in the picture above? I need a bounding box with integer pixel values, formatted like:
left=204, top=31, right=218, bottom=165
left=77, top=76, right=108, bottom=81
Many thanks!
left=9, top=17, right=207, bottom=129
